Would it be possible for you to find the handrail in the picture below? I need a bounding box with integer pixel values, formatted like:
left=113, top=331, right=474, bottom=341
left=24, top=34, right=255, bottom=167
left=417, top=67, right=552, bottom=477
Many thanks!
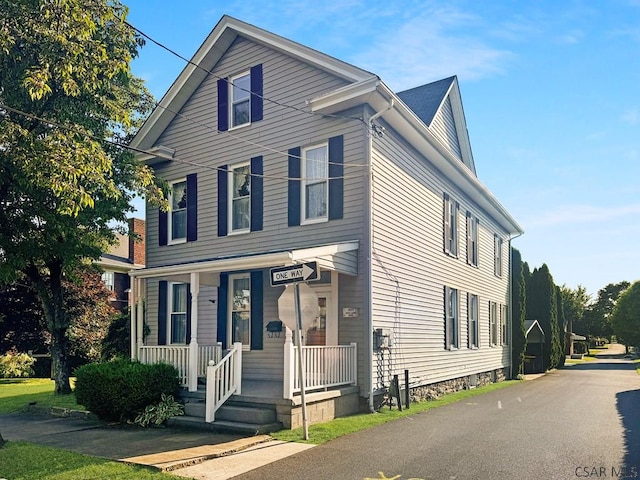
left=205, top=342, right=243, bottom=423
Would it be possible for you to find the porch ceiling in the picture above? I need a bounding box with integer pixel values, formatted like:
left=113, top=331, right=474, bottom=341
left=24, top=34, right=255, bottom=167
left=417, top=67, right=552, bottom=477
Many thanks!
left=130, top=241, right=359, bottom=284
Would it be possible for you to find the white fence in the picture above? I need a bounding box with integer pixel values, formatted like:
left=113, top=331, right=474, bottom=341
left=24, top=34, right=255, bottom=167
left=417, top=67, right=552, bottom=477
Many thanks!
left=284, top=343, right=357, bottom=399
left=205, top=342, right=242, bottom=422
left=139, top=344, right=222, bottom=388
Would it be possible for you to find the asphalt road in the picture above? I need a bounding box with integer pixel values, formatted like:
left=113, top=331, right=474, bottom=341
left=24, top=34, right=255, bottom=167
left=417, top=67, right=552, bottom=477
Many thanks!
left=234, top=352, right=640, bottom=480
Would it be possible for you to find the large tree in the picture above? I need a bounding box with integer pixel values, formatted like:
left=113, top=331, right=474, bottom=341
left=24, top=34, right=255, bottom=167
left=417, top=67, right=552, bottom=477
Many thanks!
left=510, top=247, right=527, bottom=376
left=584, top=281, right=631, bottom=341
left=0, top=0, right=163, bottom=393
left=611, top=282, right=640, bottom=351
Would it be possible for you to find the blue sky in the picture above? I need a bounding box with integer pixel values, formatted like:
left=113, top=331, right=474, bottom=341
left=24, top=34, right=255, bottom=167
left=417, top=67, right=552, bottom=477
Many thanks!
left=125, top=0, right=640, bottom=298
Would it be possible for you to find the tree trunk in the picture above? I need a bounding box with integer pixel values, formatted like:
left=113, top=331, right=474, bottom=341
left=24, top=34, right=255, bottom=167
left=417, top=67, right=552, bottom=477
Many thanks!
left=51, top=326, right=72, bottom=394
left=0, top=426, right=5, bottom=447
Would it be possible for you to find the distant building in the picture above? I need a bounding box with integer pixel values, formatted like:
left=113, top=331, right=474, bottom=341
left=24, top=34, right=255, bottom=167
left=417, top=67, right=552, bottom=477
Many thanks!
left=98, top=218, right=145, bottom=311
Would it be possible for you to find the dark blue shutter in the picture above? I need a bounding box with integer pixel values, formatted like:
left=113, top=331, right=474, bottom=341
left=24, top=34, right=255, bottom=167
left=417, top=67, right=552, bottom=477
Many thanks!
left=217, top=273, right=228, bottom=349
left=218, top=166, right=228, bottom=237
left=250, top=64, right=263, bottom=123
left=186, top=173, right=198, bottom=242
left=288, top=147, right=301, bottom=227
left=158, top=281, right=167, bottom=345
left=217, top=78, right=229, bottom=132
left=250, top=271, right=263, bottom=350
left=251, top=156, right=263, bottom=232
left=186, top=284, right=192, bottom=344
left=159, top=209, right=168, bottom=246
left=328, top=135, right=344, bottom=220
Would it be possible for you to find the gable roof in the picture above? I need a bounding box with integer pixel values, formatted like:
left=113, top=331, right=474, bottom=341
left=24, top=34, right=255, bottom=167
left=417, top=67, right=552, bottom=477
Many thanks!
left=397, top=77, right=456, bottom=127
left=524, top=320, right=545, bottom=337
left=131, top=15, right=375, bottom=152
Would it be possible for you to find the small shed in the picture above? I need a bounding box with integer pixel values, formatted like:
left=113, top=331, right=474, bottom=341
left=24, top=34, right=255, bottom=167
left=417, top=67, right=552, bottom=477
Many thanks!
left=524, top=320, right=545, bottom=374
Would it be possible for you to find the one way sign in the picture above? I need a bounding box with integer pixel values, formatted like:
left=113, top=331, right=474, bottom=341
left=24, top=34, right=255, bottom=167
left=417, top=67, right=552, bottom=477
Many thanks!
left=270, top=262, right=319, bottom=287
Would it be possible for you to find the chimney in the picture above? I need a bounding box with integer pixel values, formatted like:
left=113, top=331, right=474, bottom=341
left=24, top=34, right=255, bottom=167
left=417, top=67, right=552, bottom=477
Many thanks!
left=128, top=218, right=146, bottom=266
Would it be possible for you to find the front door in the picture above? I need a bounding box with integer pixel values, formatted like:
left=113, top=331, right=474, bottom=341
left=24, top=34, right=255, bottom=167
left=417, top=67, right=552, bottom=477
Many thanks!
left=306, top=272, right=338, bottom=346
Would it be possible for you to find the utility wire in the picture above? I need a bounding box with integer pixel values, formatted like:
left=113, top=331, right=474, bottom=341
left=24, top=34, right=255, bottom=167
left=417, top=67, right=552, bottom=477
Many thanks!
left=0, top=103, right=367, bottom=182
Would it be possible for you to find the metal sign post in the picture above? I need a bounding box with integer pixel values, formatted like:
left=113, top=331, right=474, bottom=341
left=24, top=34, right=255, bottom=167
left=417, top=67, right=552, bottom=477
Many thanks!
left=293, top=282, right=309, bottom=440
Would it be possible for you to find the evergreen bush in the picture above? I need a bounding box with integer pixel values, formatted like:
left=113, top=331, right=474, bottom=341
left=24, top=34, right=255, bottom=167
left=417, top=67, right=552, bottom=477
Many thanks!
left=74, top=359, right=180, bottom=422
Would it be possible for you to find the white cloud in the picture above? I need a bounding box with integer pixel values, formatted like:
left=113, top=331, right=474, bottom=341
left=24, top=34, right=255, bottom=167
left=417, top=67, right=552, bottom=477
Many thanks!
left=349, top=7, right=513, bottom=90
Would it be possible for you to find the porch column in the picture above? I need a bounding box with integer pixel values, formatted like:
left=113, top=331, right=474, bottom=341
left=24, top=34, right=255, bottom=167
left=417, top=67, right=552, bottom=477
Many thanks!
left=136, top=278, right=145, bottom=359
left=283, top=328, right=294, bottom=399
left=188, top=272, right=200, bottom=392
left=130, top=276, right=137, bottom=360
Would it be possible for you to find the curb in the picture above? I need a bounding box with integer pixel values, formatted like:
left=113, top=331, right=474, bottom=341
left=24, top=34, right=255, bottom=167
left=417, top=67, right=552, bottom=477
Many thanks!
left=24, top=404, right=98, bottom=421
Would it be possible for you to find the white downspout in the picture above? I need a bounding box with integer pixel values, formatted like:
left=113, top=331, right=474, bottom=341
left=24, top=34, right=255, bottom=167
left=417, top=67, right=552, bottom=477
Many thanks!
left=508, top=231, right=524, bottom=378
left=366, top=99, right=394, bottom=412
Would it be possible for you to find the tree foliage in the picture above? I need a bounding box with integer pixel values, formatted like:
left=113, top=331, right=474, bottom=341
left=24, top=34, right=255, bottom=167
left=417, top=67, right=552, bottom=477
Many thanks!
left=510, top=247, right=527, bottom=376
left=583, top=282, right=631, bottom=341
left=0, top=0, right=164, bottom=393
left=611, top=282, right=640, bottom=349
left=555, top=286, right=566, bottom=367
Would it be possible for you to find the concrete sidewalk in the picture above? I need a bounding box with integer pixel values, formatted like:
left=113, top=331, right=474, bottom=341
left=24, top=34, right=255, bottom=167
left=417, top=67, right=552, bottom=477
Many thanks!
left=0, top=412, right=313, bottom=478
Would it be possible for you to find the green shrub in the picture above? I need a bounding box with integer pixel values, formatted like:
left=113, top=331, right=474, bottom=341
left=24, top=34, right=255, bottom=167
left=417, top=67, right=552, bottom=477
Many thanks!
left=0, top=349, right=35, bottom=378
left=135, top=393, right=184, bottom=427
left=74, top=359, right=180, bottom=422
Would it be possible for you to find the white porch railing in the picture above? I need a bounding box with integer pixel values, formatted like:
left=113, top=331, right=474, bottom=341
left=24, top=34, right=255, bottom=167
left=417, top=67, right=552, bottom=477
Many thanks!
left=139, top=344, right=222, bottom=389
left=283, top=342, right=357, bottom=399
left=205, top=342, right=242, bottom=423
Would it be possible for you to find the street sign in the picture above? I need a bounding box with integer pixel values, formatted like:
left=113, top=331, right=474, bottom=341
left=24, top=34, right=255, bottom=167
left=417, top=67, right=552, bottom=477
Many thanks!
left=277, top=284, right=319, bottom=332
left=270, top=262, right=319, bottom=287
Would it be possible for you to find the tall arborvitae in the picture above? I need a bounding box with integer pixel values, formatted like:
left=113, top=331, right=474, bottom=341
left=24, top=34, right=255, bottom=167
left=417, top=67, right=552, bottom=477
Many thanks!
left=510, top=247, right=527, bottom=377
left=555, top=286, right=566, bottom=367
left=527, top=264, right=563, bottom=370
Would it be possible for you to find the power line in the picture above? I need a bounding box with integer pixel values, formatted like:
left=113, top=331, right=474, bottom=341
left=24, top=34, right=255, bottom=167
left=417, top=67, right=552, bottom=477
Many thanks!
left=0, top=103, right=367, bottom=182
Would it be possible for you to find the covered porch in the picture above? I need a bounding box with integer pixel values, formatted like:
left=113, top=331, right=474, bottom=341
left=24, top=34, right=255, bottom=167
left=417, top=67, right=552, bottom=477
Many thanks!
left=128, top=242, right=361, bottom=425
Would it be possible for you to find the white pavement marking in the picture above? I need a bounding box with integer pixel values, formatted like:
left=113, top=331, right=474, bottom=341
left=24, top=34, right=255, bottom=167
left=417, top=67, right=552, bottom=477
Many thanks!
left=171, top=440, right=315, bottom=480
left=498, top=401, right=502, bottom=409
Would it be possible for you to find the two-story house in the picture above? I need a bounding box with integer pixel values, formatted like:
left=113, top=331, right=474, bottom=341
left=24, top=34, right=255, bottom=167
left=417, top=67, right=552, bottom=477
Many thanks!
left=129, top=15, right=523, bottom=431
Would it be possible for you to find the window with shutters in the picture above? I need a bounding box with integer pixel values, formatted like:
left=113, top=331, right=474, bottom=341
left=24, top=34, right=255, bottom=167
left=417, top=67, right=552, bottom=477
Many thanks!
left=466, top=212, right=479, bottom=267
left=229, top=163, right=251, bottom=233
left=230, top=71, right=250, bottom=128
left=494, top=234, right=503, bottom=277
left=468, top=293, right=479, bottom=349
left=218, top=65, right=263, bottom=132
left=230, top=274, right=251, bottom=350
left=444, top=193, right=459, bottom=257
left=489, top=301, right=499, bottom=346
left=170, top=283, right=188, bottom=344
left=445, top=286, right=460, bottom=350
left=501, top=304, right=508, bottom=346
left=302, top=143, right=328, bottom=223
left=169, top=179, right=187, bottom=243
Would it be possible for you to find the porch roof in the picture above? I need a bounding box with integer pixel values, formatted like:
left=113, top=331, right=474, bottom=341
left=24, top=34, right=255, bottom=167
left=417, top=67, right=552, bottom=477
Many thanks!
left=130, top=241, right=359, bottom=284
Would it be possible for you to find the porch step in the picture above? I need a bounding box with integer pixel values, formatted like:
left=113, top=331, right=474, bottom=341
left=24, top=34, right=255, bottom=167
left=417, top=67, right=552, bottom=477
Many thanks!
left=168, top=415, right=282, bottom=435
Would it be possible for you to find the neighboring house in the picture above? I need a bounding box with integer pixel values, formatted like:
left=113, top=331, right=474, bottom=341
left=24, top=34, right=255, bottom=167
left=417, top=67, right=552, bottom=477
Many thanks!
left=98, top=218, right=145, bottom=311
left=128, top=15, right=523, bottom=430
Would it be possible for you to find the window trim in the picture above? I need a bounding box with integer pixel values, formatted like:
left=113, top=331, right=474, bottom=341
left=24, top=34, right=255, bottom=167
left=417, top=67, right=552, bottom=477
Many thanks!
left=444, top=193, right=459, bottom=257
left=445, top=286, right=460, bottom=350
left=101, top=271, right=115, bottom=292
left=228, top=273, right=252, bottom=351
left=494, top=234, right=503, bottom=277
left=466, top=212, right=479, bottom=267
left=501, top=304, right=508, bottom=346
left=168, top=179, right=188, bottom=245
left=228, top=162, right=251, bottom=235
left=489, top=301, right=499, bottom=347
left=468, top=293, right=479, bottom=349
left=168, top=282, right=188, bottom=345
left=229, top=70, right=251, bottom=130
left=301, top=142, right=329, bottom=225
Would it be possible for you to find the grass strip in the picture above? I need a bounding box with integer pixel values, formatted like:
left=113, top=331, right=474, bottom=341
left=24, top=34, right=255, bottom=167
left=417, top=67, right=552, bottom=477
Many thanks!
left=0, top=379, right=82, bottom=414
left=272, top=380, right=519, bottom=444
left=0, top=442, right=183, bottom=480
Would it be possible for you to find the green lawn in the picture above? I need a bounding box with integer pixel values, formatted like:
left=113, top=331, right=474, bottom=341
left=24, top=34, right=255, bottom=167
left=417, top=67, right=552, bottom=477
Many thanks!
left=272, top=380, right=519, bottom=444
left=0, top=442, right=183, bottom=480
left=0, top=378, right=82, bottom=414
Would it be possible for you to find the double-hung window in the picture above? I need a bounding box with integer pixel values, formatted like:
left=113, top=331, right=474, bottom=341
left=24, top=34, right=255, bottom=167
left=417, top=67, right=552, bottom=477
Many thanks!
left=170, top=180, right=187, bottom=242
left=445, top=286, right=460, bottom=350
left=468, top=293, right=479, bottom=348
left=101, top=271, right=115, bottom=291
left=230, top=275, right=251, bottom=348
left=444, top=193, right=459, bottom=256
left=489, top=301, right=498, bottom=346
left=494, top=234, right=503, bottom=277
left=230, top=71, right=251, bottom=128
left=501, top=304, right=508, bottom=346
left=466, top=212, right=479, bottom=267
left=302, top=143, right=328, bottom=223
left=230, top=163, right=251, bottom=233
left=170, top=283, right=188, bottom=344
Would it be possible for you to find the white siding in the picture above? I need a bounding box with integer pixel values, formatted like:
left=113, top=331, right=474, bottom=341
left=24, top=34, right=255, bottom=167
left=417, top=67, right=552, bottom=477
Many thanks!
left=430, top=96, right=462, bottom=160
left=370, top=123, right=510, bottom=389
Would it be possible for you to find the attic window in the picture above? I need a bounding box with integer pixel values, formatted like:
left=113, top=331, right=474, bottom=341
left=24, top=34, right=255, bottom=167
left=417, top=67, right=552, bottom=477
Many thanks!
left=231, top=71, right=250, bottom=128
